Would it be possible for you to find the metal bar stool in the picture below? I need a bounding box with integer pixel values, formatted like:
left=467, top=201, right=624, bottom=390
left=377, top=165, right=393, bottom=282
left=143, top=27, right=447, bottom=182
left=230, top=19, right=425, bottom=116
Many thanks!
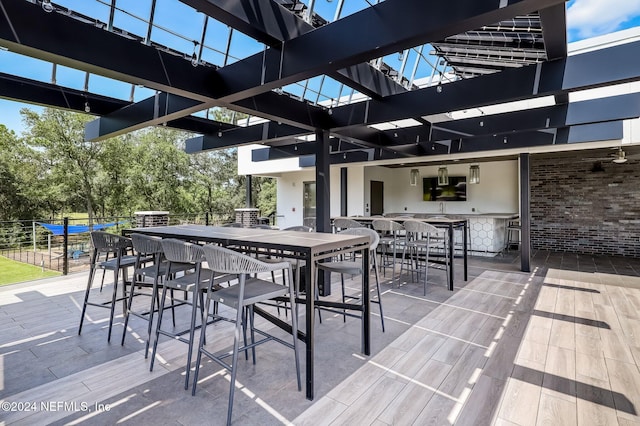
left=121, top=233, right=193, bottom=355
left=192, top=244, right=301, bottom=426
left=78, top=231, right=138, bottom=342
left=505, top=218, right=521, bottom=251
left=149, top=238, right=216, bottom=390
left=372, top=219, right=404, bottom=284
left=400, top=220, right=449, bottom=295
left=316, top=227, right=385, bottom=331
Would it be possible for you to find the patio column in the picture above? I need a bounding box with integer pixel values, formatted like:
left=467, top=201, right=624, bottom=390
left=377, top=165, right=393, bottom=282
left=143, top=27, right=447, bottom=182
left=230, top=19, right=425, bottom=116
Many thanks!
left=245, top=174, right=252, bottom=208
left=315, top=129, right=330, bottom=233
left=340, top=167, right=347, bottom=216
left=520, top=153, right=531, bottom=272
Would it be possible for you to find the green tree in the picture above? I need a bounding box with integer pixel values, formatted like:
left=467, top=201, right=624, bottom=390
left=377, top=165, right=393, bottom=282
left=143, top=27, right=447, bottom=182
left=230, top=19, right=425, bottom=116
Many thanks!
left=127, top=127, right=195, bottom=213
left=190, top=148, right=244, bottom=220
left=0, top=125, right=29, bottom=220
left=22, top=108, right=102, bottom=224
left=94, top=134, right=135, bottom=217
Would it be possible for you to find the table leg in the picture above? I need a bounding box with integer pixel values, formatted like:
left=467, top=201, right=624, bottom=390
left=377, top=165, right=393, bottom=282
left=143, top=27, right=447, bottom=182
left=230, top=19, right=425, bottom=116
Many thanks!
left=463, top=221, right=468, bottom=281
left=448, top=224, right=454, bottom=291
left=362, top=247, right=371, bottom=355
left=305, top=255, right=315, bottom=400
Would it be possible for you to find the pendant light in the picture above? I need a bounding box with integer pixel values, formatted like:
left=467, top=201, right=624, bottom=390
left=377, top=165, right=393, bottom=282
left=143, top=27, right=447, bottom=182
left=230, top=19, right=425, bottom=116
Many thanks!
left=469, top=165, right=480, bottom=184
left=409, top=169, right=420, bottom=186
left=437, top=166, right=449, bottom=186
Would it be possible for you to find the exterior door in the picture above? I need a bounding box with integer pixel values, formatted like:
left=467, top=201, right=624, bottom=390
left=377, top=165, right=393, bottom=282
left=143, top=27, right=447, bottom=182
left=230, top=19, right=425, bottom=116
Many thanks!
left=303, top=181, right=316, bottom=220
left=370, top=180, right=384, bottom=215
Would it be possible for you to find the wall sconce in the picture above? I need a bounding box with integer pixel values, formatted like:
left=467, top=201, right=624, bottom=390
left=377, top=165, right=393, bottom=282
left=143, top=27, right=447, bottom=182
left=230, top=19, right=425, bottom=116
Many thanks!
left=438, top=166, right=449, bottom=186
left=469, top=165, right=480, bottom=184
left=409, top=169, right=419, bottom=186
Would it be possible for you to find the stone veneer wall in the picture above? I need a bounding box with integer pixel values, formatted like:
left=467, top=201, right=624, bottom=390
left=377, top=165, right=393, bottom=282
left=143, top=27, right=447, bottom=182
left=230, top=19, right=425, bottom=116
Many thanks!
left=530, top=154, right=640, bottom=256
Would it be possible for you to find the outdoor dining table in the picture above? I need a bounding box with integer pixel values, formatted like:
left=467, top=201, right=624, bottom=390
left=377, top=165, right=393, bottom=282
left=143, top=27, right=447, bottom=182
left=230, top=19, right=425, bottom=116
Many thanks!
left=125, top=224, right=371, bottom=400
left=332, top=216, right=468, bottom=291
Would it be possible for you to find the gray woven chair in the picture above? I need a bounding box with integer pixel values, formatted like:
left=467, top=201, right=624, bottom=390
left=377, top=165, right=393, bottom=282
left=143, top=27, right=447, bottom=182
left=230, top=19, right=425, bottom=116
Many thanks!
left=303, top=217, right=316, bottom=230
left=192, top=244, right=301, bottom=426
left=250, top=224, right=274, bottom=229
left=372, top=219, right=405, bottom=283
left=315, top=227, right=385, bottom=331
left=222, top=222, right=243, bottom=228
left=333, top=218, right=363, bottom=232
left=149, top=238, right=216, bottom=390
left=121, top=234, right=193, bottom=354
left=284, top=225, right=312, bottom=232
left=400, top=220, right=449, bottom=295
left=78, top=231, right=137, bottom=342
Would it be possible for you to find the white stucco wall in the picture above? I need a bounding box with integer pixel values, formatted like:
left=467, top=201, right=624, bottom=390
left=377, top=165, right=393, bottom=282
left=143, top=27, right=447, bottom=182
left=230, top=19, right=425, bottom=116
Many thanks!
left=363, top=161, right=518, bottom=216
left=271, top=160, right=517, bottom=226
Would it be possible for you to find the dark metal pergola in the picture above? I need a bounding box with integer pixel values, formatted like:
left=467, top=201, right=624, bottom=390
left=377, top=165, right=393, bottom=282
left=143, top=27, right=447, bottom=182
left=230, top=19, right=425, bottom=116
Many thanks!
left=2, top=0, right=640, bottom=264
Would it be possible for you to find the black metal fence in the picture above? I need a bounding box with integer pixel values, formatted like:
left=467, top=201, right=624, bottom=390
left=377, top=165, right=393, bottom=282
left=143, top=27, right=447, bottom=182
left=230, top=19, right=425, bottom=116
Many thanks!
left=0, top=213, right=229, bottom=274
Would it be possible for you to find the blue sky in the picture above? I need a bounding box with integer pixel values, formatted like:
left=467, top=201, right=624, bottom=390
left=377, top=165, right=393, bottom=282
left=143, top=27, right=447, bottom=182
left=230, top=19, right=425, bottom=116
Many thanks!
left=1, top=0, right=640, bottom=136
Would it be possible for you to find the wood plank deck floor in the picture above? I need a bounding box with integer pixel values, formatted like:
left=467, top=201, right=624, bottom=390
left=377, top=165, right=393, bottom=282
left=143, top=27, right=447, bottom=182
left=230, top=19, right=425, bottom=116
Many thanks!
left=1, top=251, right=639, bottom=425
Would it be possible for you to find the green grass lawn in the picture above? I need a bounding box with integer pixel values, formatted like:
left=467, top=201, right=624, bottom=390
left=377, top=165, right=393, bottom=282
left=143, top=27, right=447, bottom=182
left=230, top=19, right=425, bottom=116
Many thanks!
left=0, top=256, right=61, bottom=286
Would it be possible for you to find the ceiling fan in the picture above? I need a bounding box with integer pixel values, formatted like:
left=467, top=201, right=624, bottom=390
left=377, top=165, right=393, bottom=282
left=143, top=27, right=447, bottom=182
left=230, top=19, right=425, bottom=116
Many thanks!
left=582, top=147, right=640, bottom=164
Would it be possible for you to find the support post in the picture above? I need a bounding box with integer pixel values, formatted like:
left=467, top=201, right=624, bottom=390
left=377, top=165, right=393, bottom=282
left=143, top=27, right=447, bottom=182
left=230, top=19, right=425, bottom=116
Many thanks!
left=63, top=217, right=69, bottom=275
left=316, top=129, right=331, bottom=296
left=340, top=167, right=347, bottom=217
left=315, top=129, right=330, bottom=233
left=519, top=153, right=531, bottom=272
left=245, top=174, right=253, bottom=208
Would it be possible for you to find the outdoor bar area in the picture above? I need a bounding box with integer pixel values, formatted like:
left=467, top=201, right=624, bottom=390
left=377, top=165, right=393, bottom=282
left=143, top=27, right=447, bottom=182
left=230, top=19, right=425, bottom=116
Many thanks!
left=2, top=0, right=640, bottom=425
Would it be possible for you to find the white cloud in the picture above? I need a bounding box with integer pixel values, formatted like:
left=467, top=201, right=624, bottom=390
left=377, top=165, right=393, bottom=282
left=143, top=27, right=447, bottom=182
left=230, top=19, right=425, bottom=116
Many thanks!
left=567, top=0, right=640, bottom=39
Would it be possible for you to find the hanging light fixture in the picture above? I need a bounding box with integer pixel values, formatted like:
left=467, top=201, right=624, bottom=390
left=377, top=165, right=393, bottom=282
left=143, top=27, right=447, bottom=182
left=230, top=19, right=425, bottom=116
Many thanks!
left=409, top=169, right=420, bottom=186
left=469, top=165, right=480, bottom=184
left=438, top=166, right=449, bottom=186
left=42, top=0, right=54, bottom=13
left=191, top=41, right=199, bottom=67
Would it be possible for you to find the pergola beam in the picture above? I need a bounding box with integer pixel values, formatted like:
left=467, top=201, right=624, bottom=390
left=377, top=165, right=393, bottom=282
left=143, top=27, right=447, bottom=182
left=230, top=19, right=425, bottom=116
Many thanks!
left=0, top=0, right=326, bottom=131
left=0, top=72, right=238, bottom=137
left=330, top=40, right=640, bottom=130
left=179, top=0, right=407, bottom=98
left=184, top=121, right=307, bottom=153
left=209, top=0, right=566, bottom=102
left=0, top=72, right=126, bottom=115
left=85, top=94, right=214, bottom=142
left=188, top=92, right=640, bottom=154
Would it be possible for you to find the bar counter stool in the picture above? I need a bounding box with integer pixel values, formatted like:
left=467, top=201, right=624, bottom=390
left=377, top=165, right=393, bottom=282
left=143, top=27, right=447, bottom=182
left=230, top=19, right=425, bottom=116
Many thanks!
left=149, top=238, right=215, bottom=390
left=121, top=234, right=194, bottom=355
left=505, top=218, right=521, bottom=251
left=401, top=220, right=449, bottom=295
left=315, top=227, right=385, bottom=331
left=192, top=245, right=301, bottom=426
left=372, top=219, right=404, bottom=283
left=78, top=231, right=138, bottom=342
